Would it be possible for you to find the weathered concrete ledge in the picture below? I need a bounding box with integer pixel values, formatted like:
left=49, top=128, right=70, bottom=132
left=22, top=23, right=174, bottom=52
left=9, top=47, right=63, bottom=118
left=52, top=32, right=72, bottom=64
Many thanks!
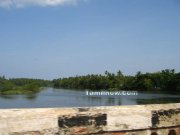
left=0, top=103, right=179, bottom=135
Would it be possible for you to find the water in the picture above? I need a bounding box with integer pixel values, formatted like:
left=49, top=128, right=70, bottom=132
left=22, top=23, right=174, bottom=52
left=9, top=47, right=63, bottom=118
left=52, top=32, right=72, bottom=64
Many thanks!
left=0, top=87, right=179, bottom=108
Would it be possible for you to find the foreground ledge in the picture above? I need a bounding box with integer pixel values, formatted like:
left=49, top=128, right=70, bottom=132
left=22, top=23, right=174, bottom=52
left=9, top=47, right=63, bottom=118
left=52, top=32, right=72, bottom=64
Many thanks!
left=0, top=103, right=180, bottom=135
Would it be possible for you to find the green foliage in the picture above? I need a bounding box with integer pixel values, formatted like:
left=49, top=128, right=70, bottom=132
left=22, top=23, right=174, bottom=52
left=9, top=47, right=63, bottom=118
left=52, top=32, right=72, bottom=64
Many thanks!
left=1, top=69, right=180, bottom=94
left=53, top=69, right=180, bottom=92
left=9, top=78, right=51, bottom=87
left=0, top=76, right=51, bottom=95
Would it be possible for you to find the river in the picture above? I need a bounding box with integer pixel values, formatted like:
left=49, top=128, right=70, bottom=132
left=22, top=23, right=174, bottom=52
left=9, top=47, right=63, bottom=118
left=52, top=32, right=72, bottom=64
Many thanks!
left=0, top=87, right=179, bottom=108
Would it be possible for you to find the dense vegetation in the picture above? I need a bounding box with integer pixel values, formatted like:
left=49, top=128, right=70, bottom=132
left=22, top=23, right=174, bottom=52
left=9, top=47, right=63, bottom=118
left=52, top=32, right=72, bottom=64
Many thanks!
left=0, top=76, right=51, bottom=95
left=1, top=69, right=180, bottom=95
left=53, top=69, right=180, bottom=93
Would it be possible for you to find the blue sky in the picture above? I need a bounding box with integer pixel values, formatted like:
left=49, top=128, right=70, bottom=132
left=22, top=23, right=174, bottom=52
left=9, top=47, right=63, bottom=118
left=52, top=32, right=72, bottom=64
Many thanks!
left=0, top=0, right=180, bottom=79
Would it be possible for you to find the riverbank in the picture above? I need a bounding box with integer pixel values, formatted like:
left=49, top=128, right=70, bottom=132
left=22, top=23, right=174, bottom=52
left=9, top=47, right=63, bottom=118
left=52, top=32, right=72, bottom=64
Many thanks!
left=0, top=77, right=51, bottom=95
left=0, top=85, right=41, bottom=95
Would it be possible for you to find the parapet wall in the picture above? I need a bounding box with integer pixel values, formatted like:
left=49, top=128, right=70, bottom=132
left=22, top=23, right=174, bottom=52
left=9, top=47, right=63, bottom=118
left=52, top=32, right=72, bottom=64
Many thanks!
left=0, top=103, right=179, bottom=135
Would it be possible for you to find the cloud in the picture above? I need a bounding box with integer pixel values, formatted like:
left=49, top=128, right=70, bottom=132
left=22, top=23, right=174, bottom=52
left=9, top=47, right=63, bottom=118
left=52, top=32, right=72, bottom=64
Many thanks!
left=0, top=0, right=84, bottom=8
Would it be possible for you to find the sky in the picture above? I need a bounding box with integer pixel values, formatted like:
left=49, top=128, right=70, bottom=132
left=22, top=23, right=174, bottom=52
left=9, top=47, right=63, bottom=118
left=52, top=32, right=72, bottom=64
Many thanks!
left=0, top=0, right=180, bottom=80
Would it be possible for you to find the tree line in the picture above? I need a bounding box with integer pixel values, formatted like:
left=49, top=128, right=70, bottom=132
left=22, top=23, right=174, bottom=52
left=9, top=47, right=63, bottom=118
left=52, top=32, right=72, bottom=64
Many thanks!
left=0, top=77, right=51, bottom=94
left=53, top=69, right=180, bottom=93
left=1, top=69, right=180, bottom=95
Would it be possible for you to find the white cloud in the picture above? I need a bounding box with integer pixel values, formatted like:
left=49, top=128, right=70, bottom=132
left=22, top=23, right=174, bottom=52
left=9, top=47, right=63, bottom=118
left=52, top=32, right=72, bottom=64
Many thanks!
left=0, top=0, right=84, bottom=8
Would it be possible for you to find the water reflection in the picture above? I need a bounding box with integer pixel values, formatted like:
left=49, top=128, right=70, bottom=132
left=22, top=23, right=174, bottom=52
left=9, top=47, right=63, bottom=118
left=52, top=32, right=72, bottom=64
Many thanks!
left=0, top=95, right=17, bottom=100
left=106, top=98, right=115, bottom=105
left=0, top=87, right=179, bottom=108
left=137, top=97, right=180, bottom=104
left=23, top=94, right=37, bottom=100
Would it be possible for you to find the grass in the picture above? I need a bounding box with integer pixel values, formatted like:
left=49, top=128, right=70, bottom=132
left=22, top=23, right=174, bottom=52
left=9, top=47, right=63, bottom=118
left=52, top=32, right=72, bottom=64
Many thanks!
left=0, top=84, right=41, bottom=95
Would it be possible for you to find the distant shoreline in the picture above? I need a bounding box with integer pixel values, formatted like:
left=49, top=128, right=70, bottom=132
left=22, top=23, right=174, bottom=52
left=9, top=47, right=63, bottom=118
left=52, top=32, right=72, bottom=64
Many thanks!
left=1, top=69, right=180, bottom=95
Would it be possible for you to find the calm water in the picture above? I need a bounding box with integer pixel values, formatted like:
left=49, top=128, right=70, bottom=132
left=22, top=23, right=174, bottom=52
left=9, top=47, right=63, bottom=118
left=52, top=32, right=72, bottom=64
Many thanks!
left=0, top=87, right=179, bottom=108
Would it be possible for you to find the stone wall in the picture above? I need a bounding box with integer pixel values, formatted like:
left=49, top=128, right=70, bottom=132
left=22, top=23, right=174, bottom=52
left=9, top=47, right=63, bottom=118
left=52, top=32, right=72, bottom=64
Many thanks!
left=0, top=103, right=179, bottom=135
